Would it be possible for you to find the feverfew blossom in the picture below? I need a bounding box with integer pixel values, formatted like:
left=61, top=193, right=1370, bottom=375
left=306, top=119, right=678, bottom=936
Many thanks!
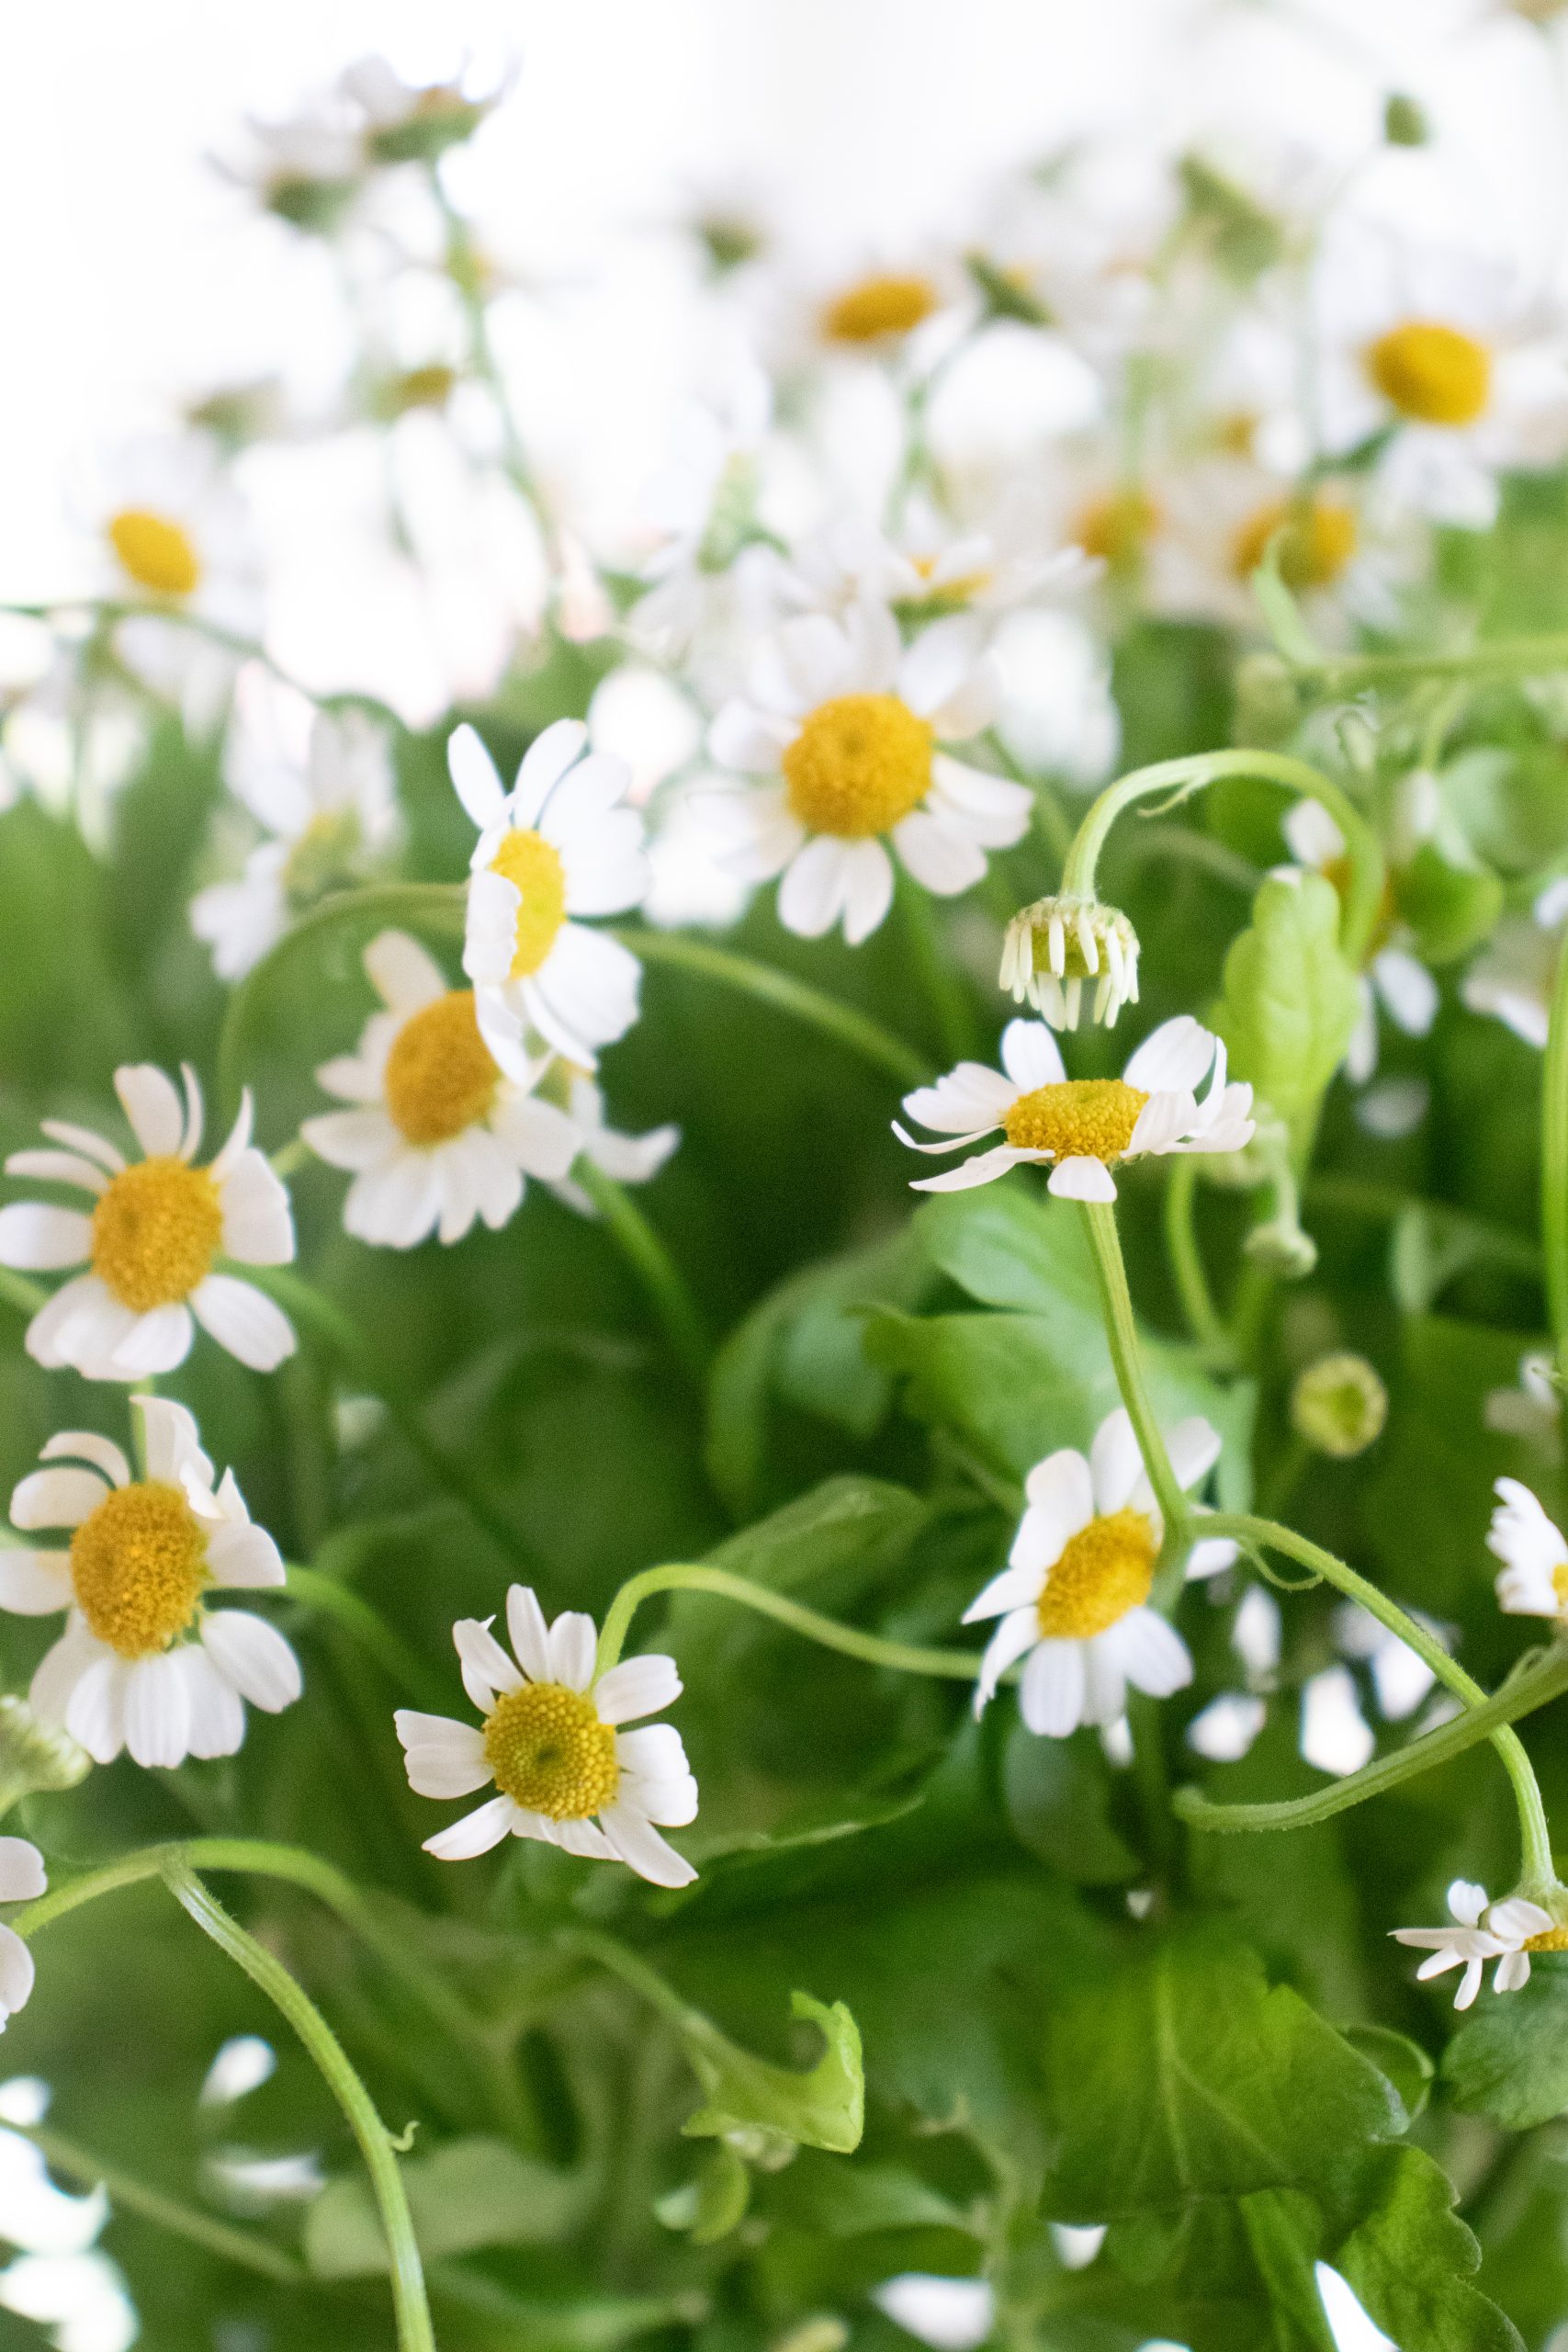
left=1488, top=1476, right=1568, bottom=1620
left=1393, top=1880, right=1560, bottom=2009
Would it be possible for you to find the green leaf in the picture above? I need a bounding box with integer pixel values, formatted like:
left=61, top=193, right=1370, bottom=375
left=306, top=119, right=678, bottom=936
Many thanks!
left=1213, top=872, right=1361, bottom=1152
left=1001, top=1721, right=1138, bottom=1884
left=1396, top=839, right=1505, bottom=965
left=304, top=2135, right=590, bottom=2277
left=1343, top=2025, right=1434, bottom=2125
left=656, top=2141, right=753, bottom=2243
left=681, top=1988, right=863, bottom=2156
left=1442, top=1951, right=1568, bottom=2129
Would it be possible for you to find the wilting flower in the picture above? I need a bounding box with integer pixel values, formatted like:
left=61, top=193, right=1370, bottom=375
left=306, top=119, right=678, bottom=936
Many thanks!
left=897, top=1015, right=1254, bottom=1202
left=0, top=1064, right=295, bottom=1379
left=999, top=894, right=1141, bottom=1029
left=449, top=719, right=649, bottom=1076
left=1488, top=1477, right=1568, bottom=1620
left=396, top=1587, right=698, bottom=1887
left=1393, top=1879, right=1564, bottom=2008
left=964, top=1406, right=1235, bottom=1736
left=0, top=1839, right=46, bottom=2030
left=5, top=1399, right=299, bottom=1768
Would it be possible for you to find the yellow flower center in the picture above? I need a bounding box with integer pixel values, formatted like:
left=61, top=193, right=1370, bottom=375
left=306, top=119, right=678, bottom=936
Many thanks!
left=1231, top=497, right=1358, bottom=591
left=782, top=695, right=933, bottom=838
left=1524, top=1924, right=1568, bottom=1951
left=482, top=1682, right=619, bottom=1819
left=107, top=508, right=203, bottom=599
left=1366, top=322, right=1492, bottom=428
left=1002, top=1078, right=1149, bottom=1163
left=488, top=829, right=569, bottom=978
left=821, top=273, right=940, bottom=344
left=69, top=1481, right=209, bottom=1658
left=1551, top=1562, right=1568, bottom=1608
left=91, top=1158, right=223, bottom=1312
left=1072, top=489, right=1162, bottom=571
left=1036, top=1507, right=1158, bottom=1639
left=383, top=990, right=501, bottom=1145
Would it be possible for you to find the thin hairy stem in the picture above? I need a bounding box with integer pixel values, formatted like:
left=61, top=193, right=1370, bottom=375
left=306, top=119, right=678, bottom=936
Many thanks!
left=596, top=1562, right=984, bottom=1681
left=614, top=927, right=930, bottom=1086
left=574, top=1161, right=709, bottom=1379
left=1081, top=1202, right=1190, bottom=1576
left=1163, top=1159, right=1235, bottom=1365
left=19, top=2120, right=306, bottom=2284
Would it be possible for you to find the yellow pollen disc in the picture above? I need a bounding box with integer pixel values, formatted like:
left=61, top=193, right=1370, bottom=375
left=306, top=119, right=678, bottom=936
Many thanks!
left=1036, top=1507, right=1157, bottom=1639
left=383, top=990, right=500, bottom=1146
left=482, top=1682, right=619, bottom=1819
left=822, top=273, right=939, bottom=344
left=1002, top=1078, right=1149, bottom=1164
left=1230, top=497, right=1358, bottom=592
left=91, top=1158, right=223, bottom=1313
left=107, top=507, right=202, bottom=598
left=1366, top=322, right=1491, bottom=428
left=69, top=1481, right=209, bottom=1658
left=1524, top=1924, right=1568, bottom=1951
left=1072, top=489, right=1162, bottom=570
left=488, top=828, right=568, bottom=979
left=782, top=695, right=933, bottom=838
left=1552, top=1562, right=1568, bottom=1608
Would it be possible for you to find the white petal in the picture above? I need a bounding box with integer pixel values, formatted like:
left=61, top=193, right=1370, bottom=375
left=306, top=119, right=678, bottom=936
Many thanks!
left=10, top=1465, right=111, bottom=1531
left=109, top=1303, right=195, bottom=1377
left=0, top=1922, right=35, bottom=2018
left=454, top=1616, right=522, bottom=1710
left=911, top=1142, right=1036, bottom=1193
left=201, top=1611, right=301, bottom=1712
left=503, top=1587, right=551, bottom=1682
left=189, top=1277, right=295, bottom=1370
left=963, top=1560, right=1043, bottom=1625
left=594, top=1655, right=681, bottom=1724
left=1494, top=1949, right=1532, bottom=1994
left=365, top=929, right=447, bottom=1015
left=900, top=1062, right=1017, bottom=1136
left=423, top=1795, right=516, bottom=1860
left=115, top=1064, right=185, bottom=1157
left=525, top=924, right=642, bottom=1057
left=124, top=1650, right=193, bottom=1768
left=999, top=1021, right=1066, bottom=1091
left=1020, top=1640, right=1086, bottom=1737
left=219, top=1152, right=296, bottom=1267
left=40, top=1430, right=130, bottom=1486
left=0, top=1550, right=71, bottom=1613
left=206, top=1521, right=286, bottom=1589
left=597, top=1798, right=697, bottom=1887
left=547, top=1611, right=598, bottom=1691
left=1046, top=1156, right=1118, bottom=1203
left=839, top=840, right=897, bottom=944
left=136, top=1396, right=213, bottom=1490
left=39, top=1120, right=124, bottom=1174
left=64, top=1652, right=128, bottom=1763
left=447, top=723, right=507, bottom=830
left=897, top=615, right=984, bottom=718
left=615, top=1722, right=691, bottom=1788
left=1108, top=1607, right=1193, bottom=1699
left=778, top=835, right=859, bottom=939
left=25, top=1275, right=136, bottom=1375
left=1089, top=1409, right=1144, bottom=1517
left=1164, top=1417, right=1223, bottom=1496
left=892, top=808, right=987, bottom=898
left=490, top=1094, right=579, bottom=1181
left=975, top=1609, right=1040, bottom=1711
left=0, top=1838, right=46, bottom=1903
left=0, top=1204, right=93, bottom=1271
left=1450, top=1880, right=1492, bottom=1930
left=1487, top=1897, right=1554, bottom=1942
left=1374, top=948, right=1439, bottom=1038
left=395, top=1715, right=491, bottom=1799
left=4, top=1149, right=109, bottom=1194
left=302, top=1110, right=400, bottom=1171
left=513, top=718, right=591, bottom=826
left=182, top=1647, right=247, bottom=1758
left=344, top=1155, right=444, bottom=1249
left=1079, top=1639, right=1127, bottom=1727
left=1122, top=1017, right=1215, bottom=1097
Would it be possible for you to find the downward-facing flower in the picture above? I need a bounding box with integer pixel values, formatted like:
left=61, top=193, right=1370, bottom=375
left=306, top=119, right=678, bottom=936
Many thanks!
left=1393, top=1880, right=1564, bottom=2009
left=4, top=1399, right=300, bottom=1769
left=964, top=1407, right=1230, bottom=1736
left=700, top=605, right=1030, bottom=944
left=0, top=1064, right=296, bottom=1380
left=301, top=931, right=581, bottom=1247
left=449, top=719, right=649, bottom=1076
left=0, top=1839, right=46, bottom=2031
left=999, top=895, right=1141, bottom=1029
left=396, top=1588, right=697, bottom=1888
left=897, top=1015, right=1254, bottom=1203
left=1488, top=1477, right=1568, bottom=1621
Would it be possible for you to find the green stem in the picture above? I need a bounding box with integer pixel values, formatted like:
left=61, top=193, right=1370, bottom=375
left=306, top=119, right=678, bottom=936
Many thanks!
left=20, top=2120, right=305, bottom=2284
left=1163, top=1159, right=1234, bottom=1366
left=896, top=869, right=978, bottom=1065
left=1081, top=1202, right=1190, bottom=1577
left=985, top=729, right=1073, bottom=865
left=164, top=1862, right=434, bottom=2352
left=1177, top=1645, right=1568, bottom=1837
left=1544, top=933, right=1568, bottom=1383
left=0, top=1266, right=47, bottom=1318
left=595, top=1562, right=984, bottom=1682
left=573, top=1161, right=709, bottom=1380
left=286, top=1564, right=450, bottom=1711
left=613, top=927, right=930, bottom=1087
left=1292, top=634, right=1568, bottom=692
left=1203, top=1512, right=1557, bottom=1892
left=1061, top=749, right=1384, bottom=967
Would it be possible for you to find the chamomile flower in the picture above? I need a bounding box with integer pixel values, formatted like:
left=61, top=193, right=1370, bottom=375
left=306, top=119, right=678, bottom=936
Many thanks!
left=1393, top=1880, right=1562, bottom=2009
left=897, top=1015, right=1254, bottom=1203
left=0, top=1065, right=295, bottom=1381
left=448, top=719, right=650, bottom=1077
left=5, top=1398, right=299, bottom=1770
left=301, top=931, right=581, bottom=1247
left=396, top=1588, right=697, bottom=1888
left=1488, top=1477, right=1568, bottom=1620
left=700, top=605, right=1029, bottom=944
left=1281, top=802, right=1437, bottom=1080
left=999, top=895, right=1141, bottom=1029
left=0, top=1839, right=46, bottom=2031
left=964, top=1407, right=1232, bottom=1736
left=84, top=436, right=263, bottom=641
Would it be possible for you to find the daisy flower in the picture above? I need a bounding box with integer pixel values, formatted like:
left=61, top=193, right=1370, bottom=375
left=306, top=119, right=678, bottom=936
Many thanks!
left=1488, top=1476, right=1568, bottom=1620
left=964, top=1406, right=1233, bottom=1736
left=448, top=719, right=650, bottom=1077
left=700, top=604, right=1030, bottom=944
left=1393, top=1880, right=1563, bottom=2009
left=0, top=1839, right=46, bottom=2031
left=301, top=930, right=581, bottom=1247
left=897, top=1015, right=1254, bottom=1204
left=215, top=107, right=363, bottom=234
left=0, top=1065, right=295, bottom=1381
left=4, top=1398, right=300, bottom=1770
left=1281, top=802, right=1437, bottom=1081
left=191, top=699, right=399, bottom=980
left=396, top=1587, right=697, bottom=1888
left=84, top=436, right=263, bottom=641
left=340, top=55, right=504, bottom=165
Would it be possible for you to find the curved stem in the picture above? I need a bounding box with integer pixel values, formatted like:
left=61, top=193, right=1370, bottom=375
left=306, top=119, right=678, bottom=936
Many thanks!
left=165, top=1862, right=434, bottom=2352
left=1177, top=1645, right=1568, bottom=1837
left=1291, top=635, right=1568, bottom=692
left=613, top=927, right=930, bottom=1088
left=1543, top=933, right=1568, bottom=1383
left=20, top=2120, right=306, bottom=2284
left=1204, top=1512, right=1557, bottom=1891
left=595, top=1562, right=983, bottom=1682
left=573, top=1161, right=709, bottom=1380
left=1163, top=1159, right=1234, bottom=1366
left=286, top=1563, right=450, bottom=1711
left=1081, top=1202, right=1190, bottom=1581
left=896, top=868, right=978, bottom=1065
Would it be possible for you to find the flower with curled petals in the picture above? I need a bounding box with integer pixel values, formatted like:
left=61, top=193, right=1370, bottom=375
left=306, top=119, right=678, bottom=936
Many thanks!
left=897, top=1015, right=1254, bottom=1203
left=396, top=1587, right=697, bottom=1888
left=0, top=1838, right=46, bottom=2031
left=5, top=1398, right=299, bottom=1770
left=1393, top=1880, right=1564, bottom=2009
left=0, top=1063, right=295, bottom=1381
left=448, top=718, right=650, bottom=1078
left=1488, top=1477, right=1568, bottom=1622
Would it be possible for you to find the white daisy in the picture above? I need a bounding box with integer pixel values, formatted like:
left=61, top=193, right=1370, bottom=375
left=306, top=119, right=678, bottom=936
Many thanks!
left=215, top=107, right=363, bottom=234
left=897, top=1014, right=1255, bottom=1204
left=964, top=1406, right=1231, bottom=1736
left=1281, top=802, right=1437, bottom=1081
left=1393, top=1879, right=1560, bottom=2009
left=1488, top=1476, right=1568, bottom=1621
left=0, top=1065, right=295, bottom=1381
left=700, top=604, right=1030, bottom=945
left=340, top=55, right=504, bottom=164
left=191, top=699, right=400, bottom=980
left=396, top=1586, right=697, bottom=1888
left=301, top=930, right=582, bottom=1247
left=0, top=1838, right=46, bottom=2031
left=80, top=435, right=264, bottom=687
left=448, top=719, right=650, bottom=1077
left=767, top=498, right=1086, bottom=631
left=4, top=1398, right=300, bottom=1770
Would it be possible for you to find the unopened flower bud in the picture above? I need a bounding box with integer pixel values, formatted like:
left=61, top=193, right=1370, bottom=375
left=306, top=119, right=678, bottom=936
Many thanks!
left=1291, top=1352, right=1388, bottom=1458
left=1383, top=93, right=1428, bottom=147
left=1246, top=1216, right=1319, bottom=1278
left=0, top=1695, right=91, bottom=1814
left=999, top=895, right=1140, bottom=1030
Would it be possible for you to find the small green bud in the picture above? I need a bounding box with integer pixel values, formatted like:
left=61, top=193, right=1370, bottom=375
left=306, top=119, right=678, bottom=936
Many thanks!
left=0, top=1694, right=91, bottom=1815
left=1383, top=94, right=1428, bottom=147
left=266, top=174, right=360, bottom=235
left=1291, top=1352, right=1389, bottom=1458
left=695, top=214, right=766, bottom=276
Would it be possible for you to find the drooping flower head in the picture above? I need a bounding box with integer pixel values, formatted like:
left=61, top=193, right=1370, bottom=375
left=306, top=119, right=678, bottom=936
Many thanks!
left=0, top=1839, right=46, bottom=2032
left=4, top=1399, right=300, bottom=1769
left=897, top=1015, right=1254, bottom=1203
left=397, top=1587, right=697, bottom=1888
left=999, top=894, right=1141, bottom=1029
left=1393, top=1880, right=1565, bottom=2009
left=0, top=1064, right=296, bottom=1381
